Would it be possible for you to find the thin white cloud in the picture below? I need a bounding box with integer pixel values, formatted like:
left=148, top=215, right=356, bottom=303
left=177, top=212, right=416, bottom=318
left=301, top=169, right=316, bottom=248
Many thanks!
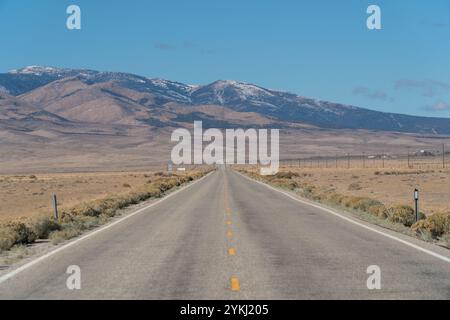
left=424, top=101, right=450, bottom=112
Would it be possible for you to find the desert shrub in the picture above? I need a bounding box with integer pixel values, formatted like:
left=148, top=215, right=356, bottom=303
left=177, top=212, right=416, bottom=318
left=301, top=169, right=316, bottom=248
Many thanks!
left=101, top=197, right=125, bottom=216
left=27, top=216, right=61, bottom=239
left=65, top=204, right=100, bottom=218
left=74, top=215, right=106, bottom=230
left=412, top=212, right=450, bottom=238
left=62, top=171, right=206, bottom=221
left=348, top=182, right=362, bottom=191
left=0, top=227, right=17, bottom=252
left=325, top=192, right=344, bottom=205
left=385, top=205, right=424, bottom=227
left=0, top=222, right=36, bottom=252
left=157, top=181, right=174, bottom=193
left=368, top=204, right=386, bottom=217
left=311, top=191, right=327, bottom=202
left=342, top=196, right=363, bottom=209
left=49, top=215, right=109, bottom=244
left=275, top=171, right=299, bottom=179
left=352, top=198, right=383, bottom=212
left=0, top=169, right=211, bottom=252
left=5, top=222, right=36, bottom=244
left=341, top=196, right=374, bottom=211
left=301, top=185, right=317, bottom=197
left=49, top=228, right=83, bottom=244
left=270, top=178, right=299, bottom=190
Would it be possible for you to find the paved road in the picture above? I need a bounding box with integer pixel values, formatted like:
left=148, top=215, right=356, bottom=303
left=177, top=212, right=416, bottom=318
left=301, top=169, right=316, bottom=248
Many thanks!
left=0, top=167, right=449, bottom=299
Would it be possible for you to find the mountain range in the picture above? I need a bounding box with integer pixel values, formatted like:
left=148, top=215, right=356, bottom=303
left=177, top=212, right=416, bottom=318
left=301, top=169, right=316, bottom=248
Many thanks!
left=1, top=65, right=449, bottom=134
left=1, top=66, right=450, bottom=173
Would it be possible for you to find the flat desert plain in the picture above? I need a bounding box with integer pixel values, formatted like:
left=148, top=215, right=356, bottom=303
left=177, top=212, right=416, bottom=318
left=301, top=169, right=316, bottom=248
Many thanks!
left=269, top=165, right=450, bottom=215
left=0, top=171, right=160, bottom=221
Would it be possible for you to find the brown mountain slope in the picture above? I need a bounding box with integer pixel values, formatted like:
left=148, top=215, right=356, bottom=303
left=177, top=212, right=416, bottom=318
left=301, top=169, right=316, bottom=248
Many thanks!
left=0, top=92, right=41, bottom=120
left=2, top=72, right=450, bottom=174
left=18, top=77, right=289, bottom=129
left=20, top=78, right=155, bottom=125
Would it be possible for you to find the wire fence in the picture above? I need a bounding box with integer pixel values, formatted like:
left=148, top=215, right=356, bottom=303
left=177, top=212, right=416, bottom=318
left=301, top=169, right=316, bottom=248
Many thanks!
left=280, top=144, right=449, bottom=170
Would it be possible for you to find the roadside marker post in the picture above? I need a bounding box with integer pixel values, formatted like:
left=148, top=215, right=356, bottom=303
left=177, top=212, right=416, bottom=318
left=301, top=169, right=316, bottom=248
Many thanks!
left=414, top=189, right=419, bottom=222
left=52, top=194, right=59, bottom=220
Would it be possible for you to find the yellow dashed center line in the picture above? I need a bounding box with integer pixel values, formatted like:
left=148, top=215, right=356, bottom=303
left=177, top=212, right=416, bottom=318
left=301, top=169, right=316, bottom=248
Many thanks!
left=225, top=182, right=240, bottom=293
left=231, top=277, right=240, bottom=291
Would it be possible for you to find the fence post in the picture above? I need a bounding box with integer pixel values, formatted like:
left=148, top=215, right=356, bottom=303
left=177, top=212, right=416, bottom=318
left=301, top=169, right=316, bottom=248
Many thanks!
left=407, top=149, right=410, bottom=169
left=414, top=189, right=419, bottom=222
left=443, top=144, right=446, bottom=169
left=347, top=153, right=350, bottom=169
left=52, top=194, right=59, bottom=220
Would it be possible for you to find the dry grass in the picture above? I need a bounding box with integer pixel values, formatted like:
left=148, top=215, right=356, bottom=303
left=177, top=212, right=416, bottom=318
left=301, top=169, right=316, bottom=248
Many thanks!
left=238, top=166, right=450, bottom=246
left=412, top=213, right=450, bottom=238
left=0, top=171, right=178, bottom=221
left=0, top=169, right=211, bottom=252
left=267, top=166, right=450, bottom=215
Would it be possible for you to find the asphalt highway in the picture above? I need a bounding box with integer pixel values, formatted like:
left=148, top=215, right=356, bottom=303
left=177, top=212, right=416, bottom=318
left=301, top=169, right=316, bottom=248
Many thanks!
left=0, top=167, right=449, bottom=299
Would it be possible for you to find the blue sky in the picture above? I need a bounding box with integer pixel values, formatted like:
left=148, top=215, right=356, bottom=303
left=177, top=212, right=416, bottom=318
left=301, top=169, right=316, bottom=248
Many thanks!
left=1, top=0, right=450, bottom=117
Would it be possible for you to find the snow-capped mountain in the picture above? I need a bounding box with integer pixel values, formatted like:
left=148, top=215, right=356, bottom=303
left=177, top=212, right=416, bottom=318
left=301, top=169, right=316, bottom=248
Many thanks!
left=191, top=80, right=276, bottom=105
left=9, top=66, right=81, bottom=76
left=1, top=66, right=450, bottom=134
left=1, top=66, right=194, bottom=103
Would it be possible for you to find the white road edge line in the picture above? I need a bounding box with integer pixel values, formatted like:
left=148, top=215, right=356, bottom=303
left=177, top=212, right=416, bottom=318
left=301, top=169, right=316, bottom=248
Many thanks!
left=0, top=171, right=215, bottom=284
left=235, top=170, right=450, bottom=264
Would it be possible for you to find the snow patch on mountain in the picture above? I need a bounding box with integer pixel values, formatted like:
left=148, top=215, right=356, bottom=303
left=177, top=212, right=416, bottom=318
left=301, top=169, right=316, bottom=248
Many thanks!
left=0, top=86, right=9, bottom=94
left=9, top=66, right=66, bottom=76
left=208, top=80, right=275, bottom=100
